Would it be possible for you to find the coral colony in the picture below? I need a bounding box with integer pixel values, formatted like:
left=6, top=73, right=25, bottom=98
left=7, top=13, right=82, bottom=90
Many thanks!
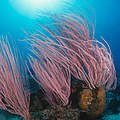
left=0, top=36, right=30, bottom=119
left=0, top=13, right=117, bottom=119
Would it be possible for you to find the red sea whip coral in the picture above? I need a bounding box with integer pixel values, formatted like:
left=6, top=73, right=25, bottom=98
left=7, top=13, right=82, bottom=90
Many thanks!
left=26, top=13, right=117, bottom=106
left=0, top=36, right=30, bottom=119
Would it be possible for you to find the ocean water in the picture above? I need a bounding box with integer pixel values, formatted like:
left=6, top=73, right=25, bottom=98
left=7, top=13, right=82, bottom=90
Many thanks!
left=0, top=0, right=119, bottom=74
left=0, top=0, right=120, bottom=120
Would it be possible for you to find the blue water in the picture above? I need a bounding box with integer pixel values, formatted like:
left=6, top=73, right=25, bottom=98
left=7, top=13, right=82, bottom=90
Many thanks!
left=0, top=0, right=120, bottom=120
left=0, top=0, right=119, bottom=75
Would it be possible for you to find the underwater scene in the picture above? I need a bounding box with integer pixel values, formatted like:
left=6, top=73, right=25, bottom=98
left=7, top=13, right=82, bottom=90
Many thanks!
left=0, top=0, right=120, bottom=120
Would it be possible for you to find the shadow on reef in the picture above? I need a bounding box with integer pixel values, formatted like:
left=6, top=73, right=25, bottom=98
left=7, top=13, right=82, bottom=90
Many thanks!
left=29, top=75, right=106, bottom=120
left=104, top=76, right=120, bottom=116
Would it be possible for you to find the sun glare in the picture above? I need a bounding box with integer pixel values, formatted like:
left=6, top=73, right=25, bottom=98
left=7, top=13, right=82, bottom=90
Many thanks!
left=9, top=0, right=67, bottom=18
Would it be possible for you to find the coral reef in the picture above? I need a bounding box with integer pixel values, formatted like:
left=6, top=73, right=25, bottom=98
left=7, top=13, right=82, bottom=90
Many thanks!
left=31, top=106, right=80, bottom=120
left=24, top=13, right=117, bottom=119
left=28, top=77, right=105, bottom=119
left=0, top=12, right=117, bottom=120
left=79, top=87, right=106, bottom=117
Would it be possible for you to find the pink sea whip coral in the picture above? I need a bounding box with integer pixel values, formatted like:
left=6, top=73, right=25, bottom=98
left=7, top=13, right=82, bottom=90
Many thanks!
left=26, top=13, right=117, bottom=105
left=26, top=36, right=71, bottom=106
left=45, top=13, right=117, bottom=90
left=0, top=36, right=30, bottom=119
